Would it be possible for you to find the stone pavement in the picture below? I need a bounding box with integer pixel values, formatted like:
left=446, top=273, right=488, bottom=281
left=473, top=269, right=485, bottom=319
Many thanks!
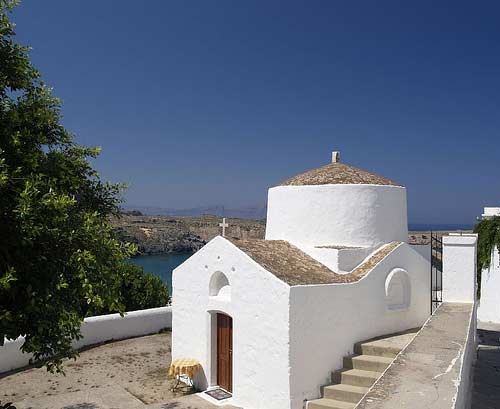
left=145, top=395, right=240, bottom=409
left=12, top=392, right=238, bottom=409
left=471, top=326, right=500, bottom=409
left=0, top=332, right=237, bottom=409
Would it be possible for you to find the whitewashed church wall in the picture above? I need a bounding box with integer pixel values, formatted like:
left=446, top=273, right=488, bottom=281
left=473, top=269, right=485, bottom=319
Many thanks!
left=293, top=244, right=341, bottom=272
left=410, top=243, right=431, bottom=263
left=337, top=246, right=379, bottom=272
left=265, top=184, right=408, bottom=248
left=478, top=246, right=500, bottom=326
left=0, top=306, right=172, bottom=374
left=288, top=243, right=430, bottom=409
left=296, top=245, right=376, bottom=274
left=172, top=236, right=292, bottom=409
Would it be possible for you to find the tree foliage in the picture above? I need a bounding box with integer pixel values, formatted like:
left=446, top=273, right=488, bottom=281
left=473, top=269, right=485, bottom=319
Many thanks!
left=474, top=216, right=500, bottom=272
left=88, top=264, right=169, bottom=316
left=0, top=0, right=168, bottom=372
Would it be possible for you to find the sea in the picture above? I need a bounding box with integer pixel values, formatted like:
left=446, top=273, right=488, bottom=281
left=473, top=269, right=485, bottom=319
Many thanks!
left=127, top=253, right=192, bottom=295
left=408, top=223, right=474, bottom=231
left=128, top=223, right=475, bottom=294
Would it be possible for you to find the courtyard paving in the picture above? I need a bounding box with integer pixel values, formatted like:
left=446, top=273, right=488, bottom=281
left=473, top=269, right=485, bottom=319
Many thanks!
left=0, top=332, right=237, bottom=409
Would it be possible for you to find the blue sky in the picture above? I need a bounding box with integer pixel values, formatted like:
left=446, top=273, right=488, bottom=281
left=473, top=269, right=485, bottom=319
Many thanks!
left=11, top=1, right=500, bottom=224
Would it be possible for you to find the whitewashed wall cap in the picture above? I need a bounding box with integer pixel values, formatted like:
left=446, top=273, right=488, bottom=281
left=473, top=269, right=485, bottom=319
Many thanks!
left=443, top=234, right=478, bottom=246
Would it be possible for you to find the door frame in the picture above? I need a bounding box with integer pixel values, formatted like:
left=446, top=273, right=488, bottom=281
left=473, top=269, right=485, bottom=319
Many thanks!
left=209, top=311, right=233, bottom=393
left=216, top=313, right=232, bottom=392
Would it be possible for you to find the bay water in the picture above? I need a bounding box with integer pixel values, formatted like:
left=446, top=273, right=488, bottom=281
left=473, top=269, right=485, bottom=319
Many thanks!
left=127, top=253, right=192, bottom=295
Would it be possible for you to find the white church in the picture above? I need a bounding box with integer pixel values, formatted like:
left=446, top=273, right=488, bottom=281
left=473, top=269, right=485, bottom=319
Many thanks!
left=172, top=152, right=430, bottom=409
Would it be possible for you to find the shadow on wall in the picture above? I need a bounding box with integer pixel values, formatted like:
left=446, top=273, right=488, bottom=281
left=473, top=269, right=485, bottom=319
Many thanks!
left=477, top=329, right=500, bottom=346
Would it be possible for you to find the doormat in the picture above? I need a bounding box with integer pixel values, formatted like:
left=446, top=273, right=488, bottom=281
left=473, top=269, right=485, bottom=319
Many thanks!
left=205, top=388, right=232, bottom=400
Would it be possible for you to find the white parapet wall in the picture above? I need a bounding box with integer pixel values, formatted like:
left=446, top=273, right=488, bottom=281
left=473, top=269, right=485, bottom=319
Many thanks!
left=74, top=306, right=172, bottom=349
left=442, top=234, right=478, bottom=303
left=0, top=306, right=172, bottom=374
left=454, top=302, right=478, bottom=409
left=0, top=337, right=31, bottom=375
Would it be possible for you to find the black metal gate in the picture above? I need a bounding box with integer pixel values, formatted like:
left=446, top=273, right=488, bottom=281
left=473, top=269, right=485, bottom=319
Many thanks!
left=431, top=231, right=443, bottom=313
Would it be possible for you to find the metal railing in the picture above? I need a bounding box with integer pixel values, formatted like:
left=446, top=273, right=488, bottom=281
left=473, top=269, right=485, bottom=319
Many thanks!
left=431, top=231, right=443, bottom=314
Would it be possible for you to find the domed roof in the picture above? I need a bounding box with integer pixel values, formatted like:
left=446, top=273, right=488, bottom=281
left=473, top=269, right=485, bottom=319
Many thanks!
left=278, top=155, right=401, bottom=187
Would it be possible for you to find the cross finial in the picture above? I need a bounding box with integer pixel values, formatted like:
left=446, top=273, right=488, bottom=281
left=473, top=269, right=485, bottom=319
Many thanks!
left=219, top=217, right=229, bottom=237
left=332, top=151, right=340, bottom=163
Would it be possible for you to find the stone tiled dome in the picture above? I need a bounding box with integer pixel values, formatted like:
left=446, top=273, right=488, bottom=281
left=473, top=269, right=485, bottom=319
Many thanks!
left=278, top=162, right=401, bottom=187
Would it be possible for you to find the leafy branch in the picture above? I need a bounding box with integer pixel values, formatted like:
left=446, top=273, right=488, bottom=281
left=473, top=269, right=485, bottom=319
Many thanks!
left=474, top=216, right=500, bottom=272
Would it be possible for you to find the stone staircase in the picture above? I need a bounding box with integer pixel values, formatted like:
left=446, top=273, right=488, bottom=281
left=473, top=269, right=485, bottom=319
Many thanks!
left=307, top=331, right=416, bottom=409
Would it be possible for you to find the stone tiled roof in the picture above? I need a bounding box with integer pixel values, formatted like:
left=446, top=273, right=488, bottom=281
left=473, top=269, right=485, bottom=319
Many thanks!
left=278, top=162, right=401, bottom=187
left=350, top=241, right=401, bottom=279
left=228, top=238, right=402, bottom=286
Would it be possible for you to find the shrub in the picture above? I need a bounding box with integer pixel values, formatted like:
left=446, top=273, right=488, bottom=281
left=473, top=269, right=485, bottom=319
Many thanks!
left=87, top=264, right=169, bottom=316
left=473, top=215, right=500, bottom=297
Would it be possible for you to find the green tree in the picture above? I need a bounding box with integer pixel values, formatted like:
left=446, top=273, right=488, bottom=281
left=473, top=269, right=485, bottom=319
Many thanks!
left=88, top=264, right=169, bottom=316
left=0, top=0, right=168, bottom=372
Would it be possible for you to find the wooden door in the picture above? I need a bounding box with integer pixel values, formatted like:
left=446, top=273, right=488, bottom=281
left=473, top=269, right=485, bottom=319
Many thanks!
left=217, top=313, right=233, bottom=392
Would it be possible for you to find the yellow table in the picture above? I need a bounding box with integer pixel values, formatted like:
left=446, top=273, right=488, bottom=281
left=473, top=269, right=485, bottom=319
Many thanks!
left=168, top=358, right=202, bottom=391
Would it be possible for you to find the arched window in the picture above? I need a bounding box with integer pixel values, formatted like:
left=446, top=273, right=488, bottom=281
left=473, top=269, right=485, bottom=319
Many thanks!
left=385, top=268, right=411, bottom=310
left=209, top=271, right=231, bottom=300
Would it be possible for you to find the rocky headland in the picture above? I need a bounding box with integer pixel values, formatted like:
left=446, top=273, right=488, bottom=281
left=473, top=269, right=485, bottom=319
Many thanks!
left=113, top=214, right=266, bottom=255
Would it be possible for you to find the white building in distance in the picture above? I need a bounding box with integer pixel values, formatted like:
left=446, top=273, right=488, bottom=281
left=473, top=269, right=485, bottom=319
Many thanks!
left=172, top=153, right=430, bottom=409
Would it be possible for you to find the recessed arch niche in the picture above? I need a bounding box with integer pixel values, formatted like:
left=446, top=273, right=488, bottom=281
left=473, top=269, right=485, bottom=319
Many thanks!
left=209, top=271, right=231, bottom=300
left=385, top=268, right=411, bottom=311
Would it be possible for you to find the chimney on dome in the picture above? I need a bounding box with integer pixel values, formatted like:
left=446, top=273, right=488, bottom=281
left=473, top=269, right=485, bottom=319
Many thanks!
left=331, top=151, right=340, bottom=163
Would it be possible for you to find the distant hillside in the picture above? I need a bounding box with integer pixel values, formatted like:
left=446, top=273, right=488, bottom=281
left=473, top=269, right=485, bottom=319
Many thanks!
left=113, top=214, right=266, bottom=255
left=122, top=205, right=267, bottom=220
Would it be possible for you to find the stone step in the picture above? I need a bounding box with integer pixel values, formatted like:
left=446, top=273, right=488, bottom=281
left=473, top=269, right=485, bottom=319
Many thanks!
left=333, top=368, right=381, bottom=387
left=309, top=331, right=416, bottom=409
left=354, top=341, right=400, bottom=358
left=354, top=331, right=416, bottom=358
left=308, top=398, right=356, bottom=409
left=343, top=354, right=393, bottom=372
left=323, top=383, right=369, bottom=403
